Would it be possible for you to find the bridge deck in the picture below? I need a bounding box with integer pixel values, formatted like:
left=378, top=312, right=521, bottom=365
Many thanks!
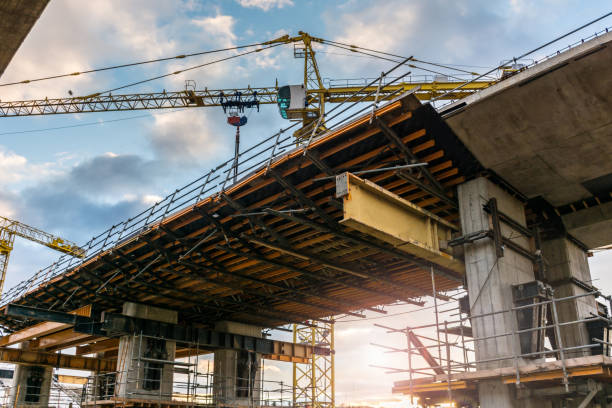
left=0, top=94, right=478, bottom=331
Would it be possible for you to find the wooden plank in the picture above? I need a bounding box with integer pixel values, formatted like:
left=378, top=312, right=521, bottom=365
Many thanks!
left=76, top=338, right=120, bottom=356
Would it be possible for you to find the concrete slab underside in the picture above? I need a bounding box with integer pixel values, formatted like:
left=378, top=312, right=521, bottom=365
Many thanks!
left=445, top=31, right=612, bottom=248
left=0, top=0, right=49, bottom=77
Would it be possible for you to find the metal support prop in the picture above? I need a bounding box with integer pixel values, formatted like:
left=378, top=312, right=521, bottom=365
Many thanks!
left=444, top=320, right=452, bottom=403
left=431, top=267, right=443, bottom=370
left=549, top=292, right=570, bottom=392
left=405, top=328, right=413, bottom=405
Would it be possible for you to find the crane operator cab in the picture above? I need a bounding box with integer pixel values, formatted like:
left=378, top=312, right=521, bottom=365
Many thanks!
left=277, top=84, right=307, bottom=119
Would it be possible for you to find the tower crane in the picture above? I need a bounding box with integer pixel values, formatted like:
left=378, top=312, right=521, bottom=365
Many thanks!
left=0, top=216, right=85, bottom=298
left=0, top=32, right=495, bottom=140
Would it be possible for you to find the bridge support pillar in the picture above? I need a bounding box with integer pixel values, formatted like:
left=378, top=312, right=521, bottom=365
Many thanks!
left=115, top=302, right=177, bottom=401
left=9, top=361, right=52, bottom=407
left=541, top=237, right=598, bottom=358
left=458, top=177, right=539, bottom=408
left=213, top=321, right=263, bottom=407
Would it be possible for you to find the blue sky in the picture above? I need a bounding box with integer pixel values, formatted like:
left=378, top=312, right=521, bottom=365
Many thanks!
left=1, top=0, right=612, bottom=405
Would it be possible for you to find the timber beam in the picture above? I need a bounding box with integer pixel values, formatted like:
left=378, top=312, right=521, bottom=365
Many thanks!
left=75, top=338, right=119, bottom=355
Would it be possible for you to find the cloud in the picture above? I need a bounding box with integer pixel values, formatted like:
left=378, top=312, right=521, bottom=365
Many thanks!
left=0, top=0, right=180, bottom=101
left=236, top=0, right=294, bottom=11
left=1, top=149, right=178, bottom=243
left=321, top=0, right=546, bottom=78
left=66, top=152, right=160, bottom=200
left=0, top=147, right=64, bottom=190
left=192, top=14, right=237, bottom=48
left=146, top=109, right=230, bottom=166
left=263, top=364, right=281, bottom=373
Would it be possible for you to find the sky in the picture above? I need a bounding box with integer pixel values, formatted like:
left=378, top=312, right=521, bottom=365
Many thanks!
left=1, top=0, right=612, bottom=406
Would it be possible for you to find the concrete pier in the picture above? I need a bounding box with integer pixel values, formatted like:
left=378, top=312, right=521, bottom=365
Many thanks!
left=541, top=237, right=598, bottom=358
left=213, top=321, right=263, bottom=407
left=458, top=177, right=538, bottom=408
left=115, top=302, right=178, bottom=400
left=9, top=363, right=52, bottom=407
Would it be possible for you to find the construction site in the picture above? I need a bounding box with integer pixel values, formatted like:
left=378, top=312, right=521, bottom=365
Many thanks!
left=1, top=1, right=612, bottom=407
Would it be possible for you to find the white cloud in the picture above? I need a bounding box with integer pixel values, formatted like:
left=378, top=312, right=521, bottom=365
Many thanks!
left=142, top=194, right=163, bottom=205
left=0, top=147, right=63, bottom=189
left=333, top=3, right=418, bottom=54
left=146, top=109, right=230, bottom=165
left=236, top=0, right=294, bottom=11
left=263, top=364, right=281, bottom=373
left=1, top=1, right=181, bottom=101
left=192, top=14, right=237, bottom=48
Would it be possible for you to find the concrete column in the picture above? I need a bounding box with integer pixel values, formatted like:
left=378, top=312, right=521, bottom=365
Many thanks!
left=8, top=341, right=53, bottom=407
left=115, top=302, right=178, bottom=401
left=9, top=364, right=52, bottom=407
left=541, top=237, right=598, bottom=358
left=213, top=321, right=263, bottom=407
left=458, top=177, right=537, bottom=408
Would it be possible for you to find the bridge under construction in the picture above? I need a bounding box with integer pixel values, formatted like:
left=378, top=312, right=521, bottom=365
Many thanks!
left=1, top=2, right=612, bottom=408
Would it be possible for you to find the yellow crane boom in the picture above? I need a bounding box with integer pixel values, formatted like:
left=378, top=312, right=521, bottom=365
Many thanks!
left=0, top=216, right=85, bottom=298
left=0, top=32, right=494, bottom=119
left=0, top=80, right=492, bottom=117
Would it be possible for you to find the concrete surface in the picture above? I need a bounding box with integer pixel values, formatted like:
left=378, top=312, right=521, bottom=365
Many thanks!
left=541, top=237, right=598, bottom=358
left=445, top=31, right=612, bottom=249
left=561, top=201, right=612, bottom=249
left=115, top=302, right=178, bottom=400
left=213, top=322, right=263, bottom=406
left=9, top=342, right=52, bottom=407
left=458, top=177, right=537, bottom=408
left=0, top=0, right=49, bottom=78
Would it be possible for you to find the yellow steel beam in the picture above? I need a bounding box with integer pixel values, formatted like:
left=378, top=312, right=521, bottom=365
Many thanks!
left=0, top=347, right=115, bottom=371
left=338, top=173, right=464, bottom=274
left=0, top=305, right=92, bottom=347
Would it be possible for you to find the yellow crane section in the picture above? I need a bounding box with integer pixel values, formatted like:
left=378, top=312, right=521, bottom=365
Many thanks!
left=0, top=32, right=494, bottom=120
left=0, top=81, right=491, bottom=117
left=0, top=216, right=85, bottom=297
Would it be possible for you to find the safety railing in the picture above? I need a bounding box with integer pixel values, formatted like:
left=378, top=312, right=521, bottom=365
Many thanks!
left=375, top=288, right=612, bottom=403
left=79, top=332, right=312, bottom=408
left=0, top=377, right=84, bottom=408
left=0, top=56, right=414, bottom=312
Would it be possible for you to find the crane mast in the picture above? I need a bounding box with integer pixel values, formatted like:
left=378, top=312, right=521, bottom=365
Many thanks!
left=0, top=216, right=84, bottom=298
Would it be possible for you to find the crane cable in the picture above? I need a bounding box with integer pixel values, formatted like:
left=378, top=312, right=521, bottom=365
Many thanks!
left=0, top=40, right=277, bottom=88
left=78, top=42, right=285, bottom=98
left=321, top=41, right=481, bottom=83
left=319, top=38, right=496, bottom=79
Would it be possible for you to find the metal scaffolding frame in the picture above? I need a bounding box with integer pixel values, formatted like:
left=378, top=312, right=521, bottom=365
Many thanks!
left=376, top=288, right=612, bottom=407
left=293, top=321, right=334, bottom=408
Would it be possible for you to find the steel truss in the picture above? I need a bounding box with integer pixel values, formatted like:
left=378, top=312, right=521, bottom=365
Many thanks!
left=293, top=320, right=334, bottom=408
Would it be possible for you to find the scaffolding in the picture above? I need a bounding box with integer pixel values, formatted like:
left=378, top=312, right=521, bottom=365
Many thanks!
left=293, top=321, right=334, bottom=408
left=0, top=372, right=86, bottom=408
left=76, top=333, right=314, bottom=408
left=376, top=286, right=612, bottom=407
